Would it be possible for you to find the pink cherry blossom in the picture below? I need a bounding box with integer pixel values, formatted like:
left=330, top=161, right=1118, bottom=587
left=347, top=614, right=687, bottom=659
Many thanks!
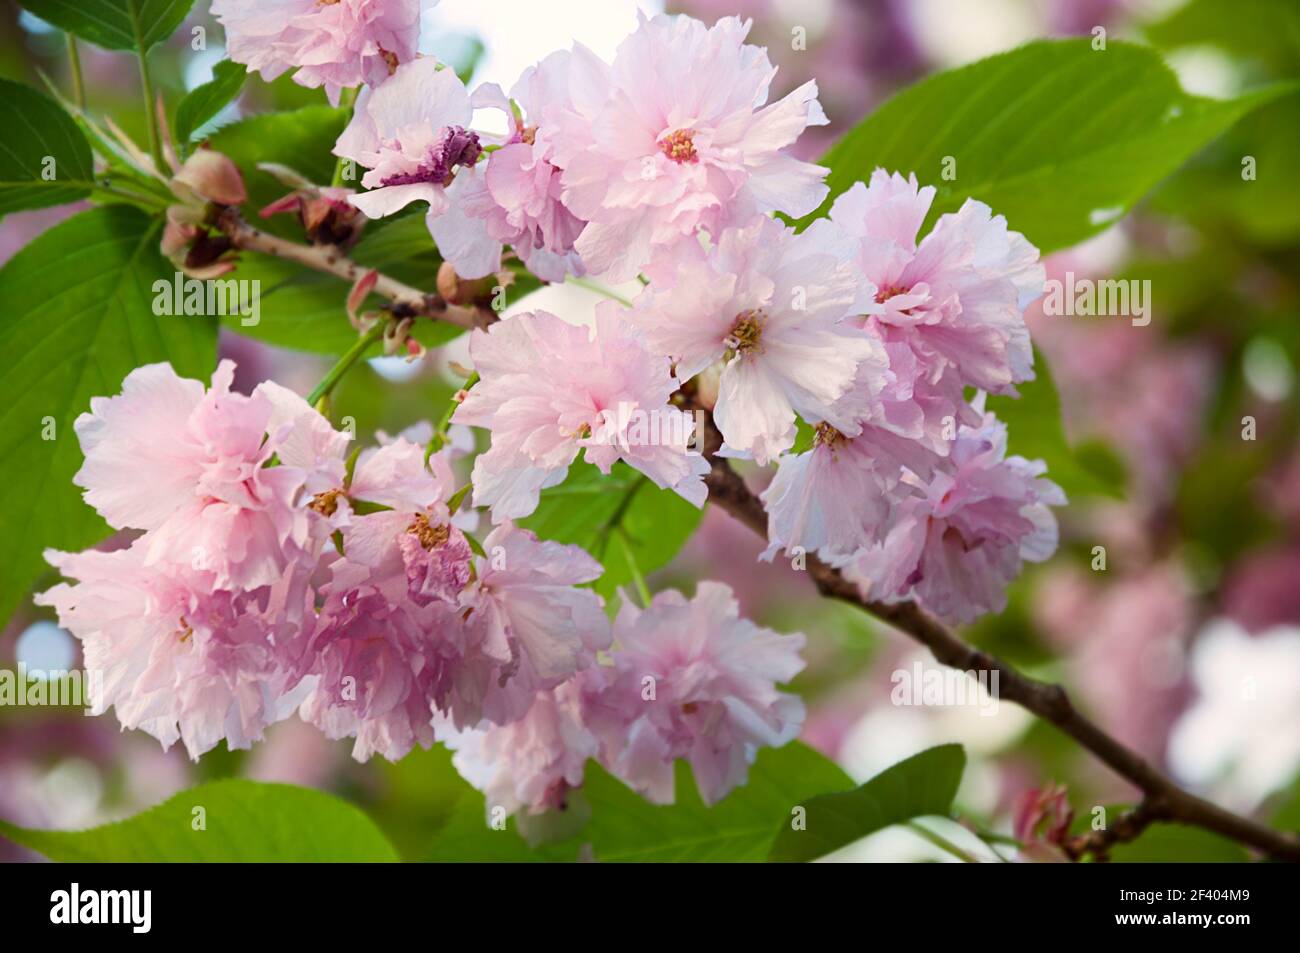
left=760, top=419, right=940, bottom=564
left=817, top=169, right=1045, bottom=397
left=296, top=574, right=461, bottom=762
left=462, top=523, right=612, bottom=725
left=558, top=13, right=830, bottom=281
left=444, top=673, right=605, bottom=816
left=293, top=435, right=476, bottom=760
left=36, top=541, right=313, bottom=760
left=632, top=215, right=886, bottom=465
left=431, top=59, right=590, bottom=281
left=598, top=582, right=806, bottom=805
left=334, top=57, right=481, bottom=225
left=71, top=361, right=348, bottom=591
left=844, top=409, right=1066, bottom=624
left=295, top=447, right=610, bottom=758
left=453, top=308, right=708, bottom=522
left=212, top=0, right=433, bottom=106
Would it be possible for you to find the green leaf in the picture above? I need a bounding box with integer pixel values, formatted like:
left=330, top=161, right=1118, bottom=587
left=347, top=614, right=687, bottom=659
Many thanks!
left=0, top=780, right=398, bottom=861
left=0, top=79, right=95, bottom=219
left=16, top=0, right=197, bottom=52
left=520, top=461, right=705, bottom=601
left=808, top=38, right=1289, bottom=254
left=174, top=60, right=247, bottom=147
left=425, top=742, right=854, bottom=863
left=768, top=744, right=966, bottom=862
left=581, top=744, right=853, bottom=862
left=0, top=205, right=216, bottom=629
left=1109, top=825, right=1250, bottom=863
left=423, top=796, right=551, bottom=863
left=985, top=348, right=1126, bottom=499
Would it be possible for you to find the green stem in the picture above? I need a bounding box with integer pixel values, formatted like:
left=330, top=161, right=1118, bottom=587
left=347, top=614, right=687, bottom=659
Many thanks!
left=614, top=526, right=652, bottom=608
left=308, top=321, right=386, bottom=408
left=568, top=276, right=633, bottom=307
left=427, top=371, right=479, bottom=459
left=91, top=181, right=169, bottom=212
left=903, top=821, right=980, bottom=863
left=136, top=49, right=165, bottom=171
left=66, top=34, right=85, bottom=110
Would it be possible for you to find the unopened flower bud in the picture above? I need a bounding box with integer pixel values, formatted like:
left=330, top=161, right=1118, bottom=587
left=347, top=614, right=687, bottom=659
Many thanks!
left=172, top=148, right=247, bottom=207
left=437, top=261, right=507, bottom=306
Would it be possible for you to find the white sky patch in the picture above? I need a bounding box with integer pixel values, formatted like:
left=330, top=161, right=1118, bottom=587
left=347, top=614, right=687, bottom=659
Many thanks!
left=900, top=0, right=1038, bottom=68
left=15, top=620, right=77, bottom=674
left=1168, top=619, right=1300, bottom=810
left=1164, top=45, right=1245, bottom=99
left=368, top=353, right=428, bottom=382
left=422, top=0, right=663, bottom=88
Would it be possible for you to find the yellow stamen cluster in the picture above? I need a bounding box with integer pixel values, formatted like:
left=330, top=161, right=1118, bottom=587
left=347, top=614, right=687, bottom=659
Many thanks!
left=309, top=488, right=343, bottom=517
left=660, top=128, right=698, bottom=164
left=814, top=422, right=846, bottom=449
left=728, top=309, right=764, bottom=354
left=407, top=512, right=450, bottom=550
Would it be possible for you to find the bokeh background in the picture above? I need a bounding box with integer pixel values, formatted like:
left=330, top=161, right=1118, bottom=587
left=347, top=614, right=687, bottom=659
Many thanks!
left=2, top=0, right=1298, bottom=861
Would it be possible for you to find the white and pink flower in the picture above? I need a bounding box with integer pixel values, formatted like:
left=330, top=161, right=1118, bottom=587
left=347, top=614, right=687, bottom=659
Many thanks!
left=433, top=55, right=592, bottom=281
left=557, top=14, right=831, bottom=281
left=814, top=169, right=1045, bottom=397
left=461, top=523, right=612, bottom=726
left=213, top=0, right=433, bottom=106
left=599, top=582, right=806, bottom=805
left=443, top=675, right=605, bottom=816
left=71, top=361, right=347, bottom=591
left=633, top=215, right=885, bottom=465
left=844, top=409, right=1065, bottom=624
left=453, top=308, right=708, bottom=522
left=37, top=542, right=313, bottom=760
left=334, top=57, right=482, bottom=226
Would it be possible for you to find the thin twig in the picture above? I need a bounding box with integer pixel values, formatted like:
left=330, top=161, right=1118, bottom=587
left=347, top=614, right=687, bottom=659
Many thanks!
left=213, top=208, right=494, bottom=330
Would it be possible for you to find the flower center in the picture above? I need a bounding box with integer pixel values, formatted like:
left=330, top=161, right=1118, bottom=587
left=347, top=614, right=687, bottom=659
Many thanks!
left=814, top=422, right=846, bottom=449
left=309, top=488, right=343, bottom=516
left=660, top=128, right=698, bottom=164
left=407, top=512, right=450, bottom=550
left=379, top=126, right=482, bottom=188
left=726, top=309, right=764, bottom=354
left=875, top=284, right=908, bottom=304
left=379, top=48, right=399, bottom=74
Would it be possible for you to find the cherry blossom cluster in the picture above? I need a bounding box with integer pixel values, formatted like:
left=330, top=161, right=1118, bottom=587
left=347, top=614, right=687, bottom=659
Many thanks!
left=37, top=8, right=1067, bottom=815
left=37, top=361, right=805, bottom=815
left=312, top=10, right=1063, bottom=626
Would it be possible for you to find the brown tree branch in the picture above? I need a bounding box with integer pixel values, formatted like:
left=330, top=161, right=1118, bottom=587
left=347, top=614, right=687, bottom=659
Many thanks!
left=688, top=397, right=1300, bottom=862
left=1062, top=802, right=1161, bottom=861
left=213, top=208, right=495, bottom=330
